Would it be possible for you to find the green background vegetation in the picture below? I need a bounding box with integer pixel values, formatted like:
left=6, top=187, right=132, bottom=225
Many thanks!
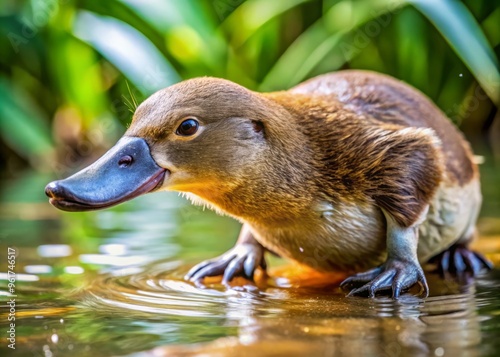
left=1, top=0, right=499, bottom=176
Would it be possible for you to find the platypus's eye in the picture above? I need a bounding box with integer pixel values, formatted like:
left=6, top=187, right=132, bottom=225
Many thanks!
left=176, top=118, right=199, bottom=136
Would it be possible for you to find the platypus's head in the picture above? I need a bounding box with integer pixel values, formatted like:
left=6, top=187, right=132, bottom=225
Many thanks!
left=45, top=78, right=301, bottom=214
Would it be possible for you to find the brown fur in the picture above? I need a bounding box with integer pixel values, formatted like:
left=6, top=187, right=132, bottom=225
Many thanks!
left=125, top=70, right=480, bottom=271
left=265, top=91, right=445, bottom=227
left=291, top=71, right=477, bottom=185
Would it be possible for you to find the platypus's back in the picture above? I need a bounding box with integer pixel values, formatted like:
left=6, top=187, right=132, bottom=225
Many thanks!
left=291, top=70, right=477, bottom=186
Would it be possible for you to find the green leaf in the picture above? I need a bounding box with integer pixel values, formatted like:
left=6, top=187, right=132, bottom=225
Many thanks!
left=481, top=7, right=500, bottom=48
left=79, top=0, right=169, bottom=61
left=408, top=0, right=500, bottom=105
left=120, top=0, right=227, bottom=76
left=46, top=29, right=108, bottom=128
left=260, top=0, right=406, bottom=91
left=0, top=79, right=54, bottom=165
left=73, top=11, right=180, bottom=96
left=395, top=8, right=429, bottom=91
left=223, top=0, right=312, bottom=47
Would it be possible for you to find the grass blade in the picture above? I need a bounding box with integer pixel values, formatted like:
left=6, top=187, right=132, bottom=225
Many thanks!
left=260, top=0, right=406, bottom=91
left=409, top=0, right=500, bottom=105
left=73, top=11, right=180, bottom=95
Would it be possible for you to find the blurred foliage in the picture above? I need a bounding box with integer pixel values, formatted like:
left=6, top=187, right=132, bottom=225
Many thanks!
left=0, top=0, right=499, bottom=176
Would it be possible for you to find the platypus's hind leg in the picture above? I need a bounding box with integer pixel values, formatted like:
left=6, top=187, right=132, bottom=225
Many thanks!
left=341, top=209, right=429, bottom=299
left=185, top=224, right=267, bottom=286
left=429, top=243, right=493, bottom=276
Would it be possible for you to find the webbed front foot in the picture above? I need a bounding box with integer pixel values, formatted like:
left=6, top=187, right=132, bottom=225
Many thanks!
left=430, top=244, right=493, bottom=276
left=340, top=259, right=429, bottom=298
left=185, top=243, right=267, bottom=286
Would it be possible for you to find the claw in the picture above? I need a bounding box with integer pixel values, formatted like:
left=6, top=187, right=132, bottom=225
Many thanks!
left=184, top=243, right=266, bottom=286
left=392, top=281, right=402, bottom=299
left=460, top=249, right=479, bottom=275
left=431, top=244, right=493, bottom=276
left=243, top=255, right=257, bottom=279
left=346, top=286, right=362, bottom=297
left=440, top=250, right=450, bottom=273
left=188, top=259, right=230, bottom=282
left=344, top=259, right=427, bottom=298
left=368, top=284, right=376, bottom=298
left=193, top=279, right=207, bottom=289
left=222, top=257, right=245, bottom=284
left=419, top=273, right=430, bottom=298
left=389, top=270, right=399, bottom=298
left=453, top=250, right=466, bottom=272
left=340, top=266, right=383, bottom=289
left=185, top=260, right=212, bottom=280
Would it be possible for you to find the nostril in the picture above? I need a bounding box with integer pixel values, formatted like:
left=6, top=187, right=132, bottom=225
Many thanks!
left=118, top=155, right=133, bottom=168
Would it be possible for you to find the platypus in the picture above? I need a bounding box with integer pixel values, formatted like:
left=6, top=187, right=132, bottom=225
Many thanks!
left=45, top=70, right=492, bottom=298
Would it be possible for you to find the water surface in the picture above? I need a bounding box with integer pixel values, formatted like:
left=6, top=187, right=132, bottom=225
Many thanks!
left=0, top=164, right=499, bottom=357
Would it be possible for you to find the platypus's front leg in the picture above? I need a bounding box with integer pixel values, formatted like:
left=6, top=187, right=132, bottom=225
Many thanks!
left=185, top=224, right=267, bottom=285
left=341, top=209, right=429, bottom=298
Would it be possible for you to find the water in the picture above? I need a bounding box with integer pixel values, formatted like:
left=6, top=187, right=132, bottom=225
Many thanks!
left=0, top=162, right=499, bottom=357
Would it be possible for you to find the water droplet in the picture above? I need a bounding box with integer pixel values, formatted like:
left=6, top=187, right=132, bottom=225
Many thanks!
left=435, top=347, right=444, bottom=356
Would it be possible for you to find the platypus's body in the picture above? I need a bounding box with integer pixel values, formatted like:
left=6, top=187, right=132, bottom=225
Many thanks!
left=254, top=71, right=481, bottom=272
left=46, top=70, right=491, bottom=298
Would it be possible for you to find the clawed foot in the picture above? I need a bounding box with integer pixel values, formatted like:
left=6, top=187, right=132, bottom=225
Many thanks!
left=185, top=243, right=266, bottom=286
left=340, top=259, right=429, bottom=298
left=430, top=244, right=493, bottom=276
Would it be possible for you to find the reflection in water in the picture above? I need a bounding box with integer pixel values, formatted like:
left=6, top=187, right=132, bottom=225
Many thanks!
left=37, top=244, right=73, bottom=257
left=0, top=173, right=499, bottom=356
left=81, top=259, right=489, bottom=357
